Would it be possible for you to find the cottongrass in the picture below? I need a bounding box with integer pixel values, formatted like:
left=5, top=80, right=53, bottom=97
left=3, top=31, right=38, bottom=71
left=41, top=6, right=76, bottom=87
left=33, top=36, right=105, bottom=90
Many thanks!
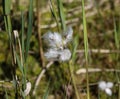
left=98, top=81, right=113, bottom=96
left=43, top=26, right=73, bottom=62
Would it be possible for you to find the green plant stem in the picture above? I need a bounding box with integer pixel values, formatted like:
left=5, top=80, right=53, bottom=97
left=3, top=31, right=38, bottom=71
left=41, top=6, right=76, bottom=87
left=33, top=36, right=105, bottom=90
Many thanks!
left=114, top=18, right=120, bottom=99
left=57, top=0, right=66, bottom=31
left=17, top=36, right=26, bottom=91
left=69, top=61, right=80, bottom=99
left=49, top=0, right=60, bottom=32
left=21, top=12, right=25, bottom=63
left=81, top=0, right=90, bottom=99
left=25, top=0, right=33, bottom=61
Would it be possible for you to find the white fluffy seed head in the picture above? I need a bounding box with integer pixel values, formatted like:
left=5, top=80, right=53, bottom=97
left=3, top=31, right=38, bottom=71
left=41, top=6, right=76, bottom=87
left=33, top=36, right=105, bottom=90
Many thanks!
left=106, top=82, right=113, bottom=89
left=44, top=49, right=59, bottom=61
left=44, top=49, right=71, bottom=61
left=63, top=26, right=73, bottom=45
left=98, top=81, right=113, bottom=96
left=24, top=82, right=31, bottom=96
left=43, top=27, right=73, bottom=62
left=43, top=32, right=63, bottom=49
left=105, top=88, right=112, bottom=96
left=98, top=81, right=107, bottom=91
left=59, top=49, right=71, bottom=61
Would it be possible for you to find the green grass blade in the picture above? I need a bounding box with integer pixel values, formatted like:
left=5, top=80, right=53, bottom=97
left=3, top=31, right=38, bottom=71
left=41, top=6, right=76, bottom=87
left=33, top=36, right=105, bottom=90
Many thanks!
left=2, top=0, right=11, bottom=15
left=69, top=61, right=80, bottom=99
left=15, top=52, right=24, bottom=75
left=113, top=17, right=120, bottom=99
left=43, top=80, right=50, bottom=99
left=3, top=16, right=8, bottom=33
left=7, top=16, right=12, bottom=38
left=114, top=19, right=119, bottom=49
left=81, top=0, right=90, bottom=99
left=49, top=0, right=60, bottom=32
left=82, top=1, right=88, bottom=62
left=21, top=12, right=25, bottom=62
left=25, top=0, right=33, bottom=61
left=57, top=0, right=66, bottom=31
left=2, top=0, right=12, bottom=41
left=71, top=35, right=79, bottom=63
left=21, top=12, right=27, bottom=90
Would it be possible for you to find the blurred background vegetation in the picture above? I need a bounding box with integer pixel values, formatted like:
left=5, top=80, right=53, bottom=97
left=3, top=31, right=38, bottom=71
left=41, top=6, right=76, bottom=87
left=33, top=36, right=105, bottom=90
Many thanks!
left=0, top=0, right=120, bottom=98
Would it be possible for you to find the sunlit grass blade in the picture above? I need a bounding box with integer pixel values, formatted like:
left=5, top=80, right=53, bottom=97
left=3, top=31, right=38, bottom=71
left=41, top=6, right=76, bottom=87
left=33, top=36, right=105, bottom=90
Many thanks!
left=69, top=30, right=80, bottom=99
left=82, top=2, right=88, bottom=61
left=2, top=0, right=12, bottom=40
left=71, top=35, right=79, bottom=63
left=57, top=0, right=66, bottom=31
left=49, top=0, right=60, bottom=32
left=81, top=0, right=90, bottom=99
left=2, top=0, right=11, bottom=15
left=25, top=0, right=33, bottom=61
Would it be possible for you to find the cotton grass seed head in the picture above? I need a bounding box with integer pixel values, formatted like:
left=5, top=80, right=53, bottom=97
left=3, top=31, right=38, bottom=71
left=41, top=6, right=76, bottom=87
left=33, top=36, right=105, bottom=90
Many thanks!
left=98, top=81, right=106, bottom=91
left=59, top=49, right=71, bottom=61
left=98, top=81, right=113, bottom=96
left=44, top=49, right=60, bottom=61
left=63, top=26, right=73, bottom=45
left=106, top=82, right=113, bottom=89
left=105, top=88, right=112, bottom=96
left=43, top=26, right=73, bottom=62
left=44, top=49, right=71, bottom=62
left=43, top=32, right=63, bottom=49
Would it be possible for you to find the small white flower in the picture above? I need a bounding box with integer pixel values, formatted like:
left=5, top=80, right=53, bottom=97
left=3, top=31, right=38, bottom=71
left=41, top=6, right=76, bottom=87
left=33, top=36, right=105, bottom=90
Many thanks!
left=98, top=81, right=113, bottom=96
left=24, top=82, right=31, bottom=96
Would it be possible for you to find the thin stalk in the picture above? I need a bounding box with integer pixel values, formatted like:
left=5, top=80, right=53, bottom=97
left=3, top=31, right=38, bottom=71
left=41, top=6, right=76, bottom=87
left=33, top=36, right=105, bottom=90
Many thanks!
left=21, top=12, right=27, bottom=92
left=81, top=0, right=90, bottom=99
left=21, top=12, right=25, bottom=63
left=57, top=0, right=66, bottom=31
left=69, top=61, right=80, bottom=99
left=49, top=0, right=60, bottom=32
left=114, top=18, right=120, bottom=99
left=25, top=0, right=33, bottom=61
left=18, top=35, right=26, bottom=91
